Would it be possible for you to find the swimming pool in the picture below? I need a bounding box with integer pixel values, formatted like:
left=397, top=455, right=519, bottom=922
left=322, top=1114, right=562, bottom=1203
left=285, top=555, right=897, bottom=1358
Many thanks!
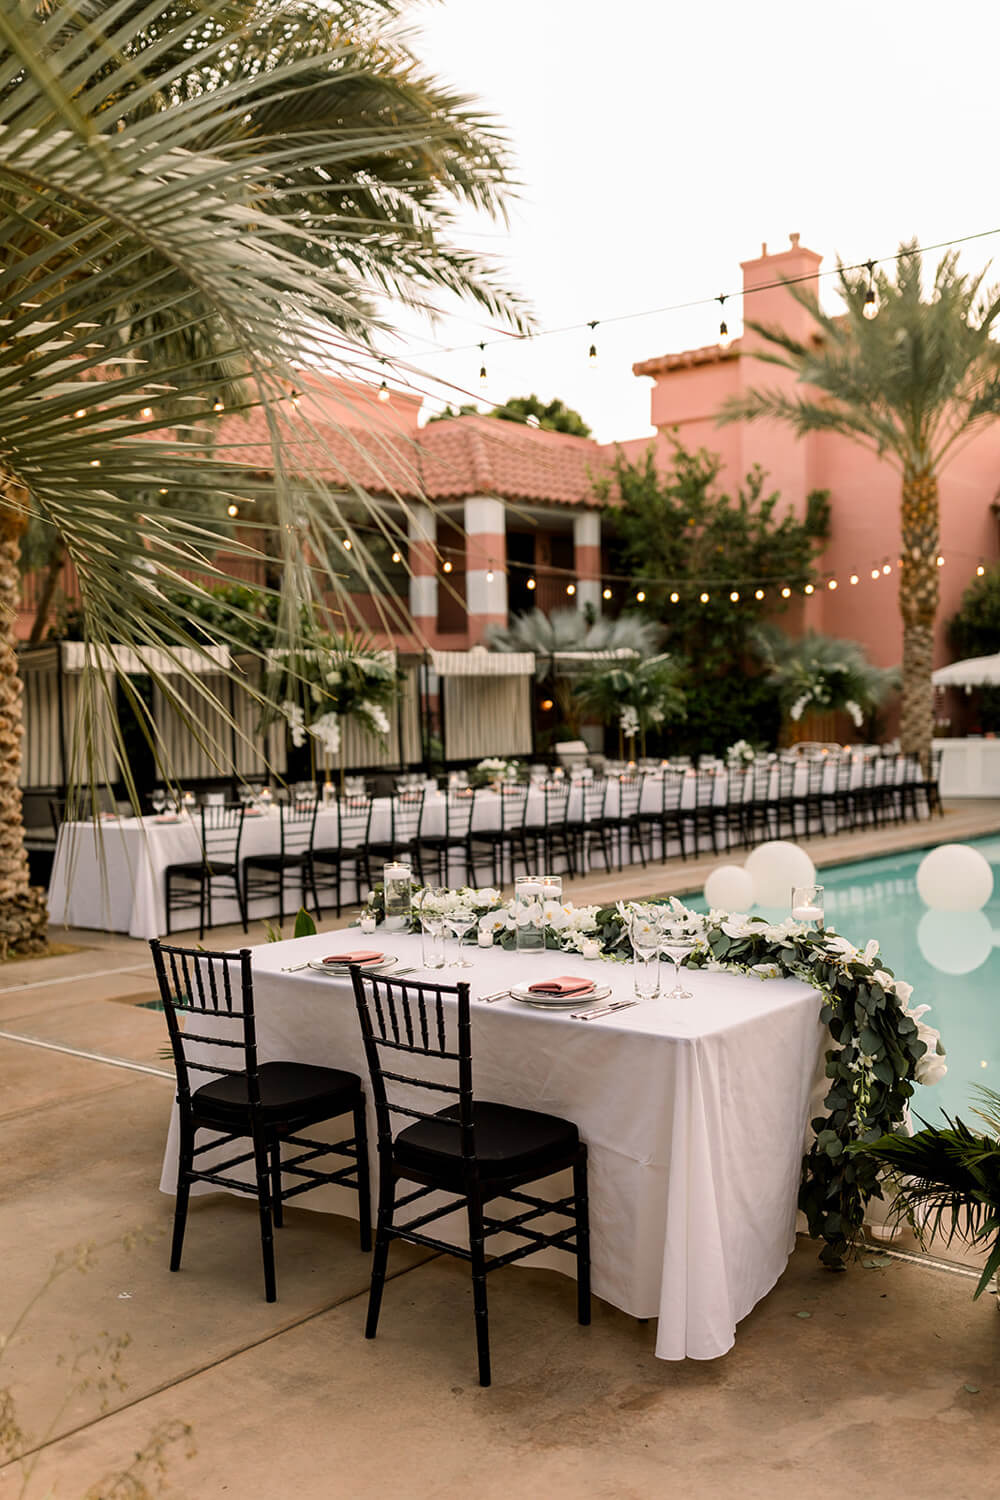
left=686, top=836, right=1000, bottom=1127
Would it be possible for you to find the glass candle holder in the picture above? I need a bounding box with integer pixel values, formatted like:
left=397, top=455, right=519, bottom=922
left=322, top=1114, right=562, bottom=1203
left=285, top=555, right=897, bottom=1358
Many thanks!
left=383, top=862, right=413, bottom=931
left=791, top=884, right=825, bottom=927
left=359, top=911, right=378, bottom=934
left=514, top=875, right=545, bottom=953
left=541, top=874, right=563, bottom=904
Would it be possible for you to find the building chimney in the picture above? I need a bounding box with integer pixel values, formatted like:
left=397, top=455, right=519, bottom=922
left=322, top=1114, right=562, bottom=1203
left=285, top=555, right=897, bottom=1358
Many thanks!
left=739, top=234, right=823, bottom=348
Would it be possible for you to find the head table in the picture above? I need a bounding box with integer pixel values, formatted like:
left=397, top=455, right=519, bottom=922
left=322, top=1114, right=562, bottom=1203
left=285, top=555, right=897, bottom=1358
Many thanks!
left=159, top=929, right=825, bottom=1362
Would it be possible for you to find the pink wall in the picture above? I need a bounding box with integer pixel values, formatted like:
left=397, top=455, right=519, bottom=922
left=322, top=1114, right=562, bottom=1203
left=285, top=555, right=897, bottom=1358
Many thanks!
left=633, top=235, right=1000, bottom=669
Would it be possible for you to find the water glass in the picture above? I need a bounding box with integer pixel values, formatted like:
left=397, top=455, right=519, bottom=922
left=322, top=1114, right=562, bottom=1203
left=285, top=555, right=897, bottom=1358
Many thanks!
left=445, top=906, right=477, bottom=967
left=659, top=929, right=696, bottom=1001
left=416, top=888, right=447, bottom=969
left=629, top=913, right=661, bottom=999
left=150, top=788, right=166, bottom=815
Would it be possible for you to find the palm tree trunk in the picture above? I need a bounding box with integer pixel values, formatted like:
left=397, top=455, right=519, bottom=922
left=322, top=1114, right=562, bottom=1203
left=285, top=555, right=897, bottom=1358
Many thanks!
left=898, top=467, right=939, bottom=771
left=0, top=501, right=49, bottom=955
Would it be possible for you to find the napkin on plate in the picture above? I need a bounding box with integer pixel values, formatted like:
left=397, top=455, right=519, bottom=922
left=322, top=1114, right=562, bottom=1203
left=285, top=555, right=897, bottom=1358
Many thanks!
left=323, top=950, right=383, bottom=965
left=527, top=976, right=594, bottom=996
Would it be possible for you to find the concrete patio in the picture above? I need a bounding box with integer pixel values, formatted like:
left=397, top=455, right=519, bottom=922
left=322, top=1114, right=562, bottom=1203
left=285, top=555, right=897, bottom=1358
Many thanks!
left=3, top=801, right=999, bottom=1498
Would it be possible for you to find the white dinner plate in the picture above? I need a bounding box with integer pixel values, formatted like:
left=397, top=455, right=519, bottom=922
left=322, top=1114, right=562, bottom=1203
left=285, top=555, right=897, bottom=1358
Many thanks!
left=307, top=955, right=398, bottom=976
left=510, top=981, right=613, bottom=1009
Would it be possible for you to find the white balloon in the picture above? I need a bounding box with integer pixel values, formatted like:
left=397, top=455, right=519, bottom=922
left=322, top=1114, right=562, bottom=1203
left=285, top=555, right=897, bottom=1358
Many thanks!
left=917, top=908, right=993, bottom=975
left=744, top=841, right=817, bottom=908
left=704, top=864, right=755, bottom=912
left=916, top=844, right=994, bottom=912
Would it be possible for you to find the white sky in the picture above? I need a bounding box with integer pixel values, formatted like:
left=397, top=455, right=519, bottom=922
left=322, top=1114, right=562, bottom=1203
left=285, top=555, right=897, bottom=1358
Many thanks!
left=376, top=0, right=1000, bottom=443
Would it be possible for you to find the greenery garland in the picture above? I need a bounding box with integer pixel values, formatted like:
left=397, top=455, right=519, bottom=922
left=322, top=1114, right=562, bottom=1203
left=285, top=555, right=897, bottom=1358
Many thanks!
left=360, top=887, right=945, bottom=1266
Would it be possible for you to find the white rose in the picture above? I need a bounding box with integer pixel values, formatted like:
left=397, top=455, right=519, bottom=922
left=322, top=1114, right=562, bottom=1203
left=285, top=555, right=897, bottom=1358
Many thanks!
left=914, top=1050, right=948, bottom=1086
left=721, top=918, right=753, bottom=939
left=893, top=979, right=914, bottom=1006
left=750, top=962, right=781, bottom=980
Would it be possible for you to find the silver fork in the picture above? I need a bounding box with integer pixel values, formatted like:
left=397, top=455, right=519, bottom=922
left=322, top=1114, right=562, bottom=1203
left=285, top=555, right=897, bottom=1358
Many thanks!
left=479, top=988, right=513, bottom=1003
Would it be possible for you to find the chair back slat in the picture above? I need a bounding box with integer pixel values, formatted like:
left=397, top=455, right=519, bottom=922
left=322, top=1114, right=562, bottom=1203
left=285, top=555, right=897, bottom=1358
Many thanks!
left=151, top=939, right=259, bottom=1106
left=498, top=783, right=529, bottom=831
left=334, top=794, right=373, bottom=848
left=352, top=971, right=474, bottom=1156
left=616, top=773, right=644, bottom=818
left=581, top=777, right=608, bottom=820
left=280, top=800, right=319, bottom=856
left=200, top=803, right=246, bottom=864
left=442, top=789, right=477, bottom=838
left=392, top=790, right=425, bottom=843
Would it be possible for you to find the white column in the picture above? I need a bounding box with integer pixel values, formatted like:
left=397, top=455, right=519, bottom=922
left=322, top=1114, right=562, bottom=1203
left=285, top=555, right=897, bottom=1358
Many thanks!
left=464, top=495, right=508, bottom=641
left=407, top=503, right=437, bottom=636
left=573, top=510, right=602, bottom=614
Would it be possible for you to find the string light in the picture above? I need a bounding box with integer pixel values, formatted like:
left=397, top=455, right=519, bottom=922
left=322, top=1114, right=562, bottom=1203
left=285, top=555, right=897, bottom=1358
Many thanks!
left=670, top=591, right=679, bottom=604
left=89, top=458, right=100, bottom=467
left=936, top=554, right=945, bottom=566
left=602, top=587, right=613, bottom=600
left=587, top=320, right=598, bottom=366
left=717, top=294, right=730, bottom=348
left=342, top=537, right=352, bottom=551
left=871, top=566, right=881, bottom=580
left=862, top=260, right=879, bottom=320
left=213, top=398, right=224, bottom=412
left=487, top=564, right=495, bottom=582
left=540, top=698, right=554, bottom=712
left=828, top=578, right=838, bottom=590
left=478, top=343, right=487, bottom=386
left=882, top=559, right=892, bottom=575
left=978, top=560, right=986, bottom=576
left=850, top=571, right=859, bottom=585
left=804, top=583, right=815, bottom=594
left=754, top=588, right=764, bottom=600
left=139, top=406, right=153, bottom=419
left=442, top=559, right=453, bottom=573
left=526, top=577, right=536, bottom=590
left=729, top=590, right=739, bottom=603
left=699, top=591, right=710, bottom=604
left=378, top=379, right=390, bottom=402
left=227, top=503, right=239, bottom=517
left=781, top=586, right=791, bottom=598
left=290, top=390, right=302, bottom=406
left=74, top=408, right=86, bottom=418
left=566, top=582, right=576, bottom=596
left=636, top=589, right=646, bottom=602
left=391, top=551, right=401, bottom=563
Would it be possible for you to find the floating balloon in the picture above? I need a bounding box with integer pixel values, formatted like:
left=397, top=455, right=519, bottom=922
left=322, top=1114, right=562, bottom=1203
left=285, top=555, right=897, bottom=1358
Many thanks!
left=704, top=864, right=755, bottom=912
left=917, top=908, right=993, bottom=976
left=744, top=841, right=816, bottom=908
left=916, top=844, right=994, bottom=912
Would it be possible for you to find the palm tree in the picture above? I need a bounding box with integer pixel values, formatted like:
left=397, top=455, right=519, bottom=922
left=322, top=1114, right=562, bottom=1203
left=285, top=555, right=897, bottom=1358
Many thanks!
left=719, top=243, right=1000, bottom=767
left=753, top=626, right=900, bottom=735
left=0, top=0, right=523, bottom=953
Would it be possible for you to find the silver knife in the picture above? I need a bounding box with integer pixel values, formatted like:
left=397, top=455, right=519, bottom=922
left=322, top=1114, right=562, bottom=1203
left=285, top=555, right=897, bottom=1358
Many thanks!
left=572, top=999, right=639, bottom=1021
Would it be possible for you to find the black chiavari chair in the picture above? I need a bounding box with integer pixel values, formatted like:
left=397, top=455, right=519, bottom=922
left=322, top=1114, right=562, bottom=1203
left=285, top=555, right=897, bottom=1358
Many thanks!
left=164, top=803, right=247, bottom=939
left=242, top=799, right=320, bottom=925
left=151, top=940, right=371, bottom=1302
left=350, top=967, right=590, bottom=1387
left=467, top=782, right=530, bottom=887
left=412, top=788, right=479, bottom=887
left=366, top=788, right=426, bottom=876
left=310, top=794, right=373, bottom=916
left=522, top=780, right=575, bottom=877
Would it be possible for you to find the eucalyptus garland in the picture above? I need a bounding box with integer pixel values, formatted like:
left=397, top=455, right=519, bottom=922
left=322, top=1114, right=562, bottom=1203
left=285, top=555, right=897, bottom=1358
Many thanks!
left=359, top=886, right=945, bottom=1267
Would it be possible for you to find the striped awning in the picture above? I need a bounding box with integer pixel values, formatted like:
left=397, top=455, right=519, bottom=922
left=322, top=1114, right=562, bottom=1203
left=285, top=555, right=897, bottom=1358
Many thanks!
left=429, top=650, right=535, bottom=677
left=60, top=642, right=232, bottom=675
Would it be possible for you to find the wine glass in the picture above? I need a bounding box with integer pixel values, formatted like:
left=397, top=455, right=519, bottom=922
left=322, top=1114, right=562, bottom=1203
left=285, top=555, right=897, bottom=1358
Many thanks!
left=416, top=888, right=447, bottom=969
left=150, top=788, right=166, bottom=816
left=628, top=911, right=661, bottom=999
left=444, top=904, right=477, bottom=968
left=658, top=924, right=697, bottom=1001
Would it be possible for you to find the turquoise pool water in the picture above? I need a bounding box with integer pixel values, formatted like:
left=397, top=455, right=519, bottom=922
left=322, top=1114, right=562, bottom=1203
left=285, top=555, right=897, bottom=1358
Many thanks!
left=686, top=836, right=1000, bottom=1127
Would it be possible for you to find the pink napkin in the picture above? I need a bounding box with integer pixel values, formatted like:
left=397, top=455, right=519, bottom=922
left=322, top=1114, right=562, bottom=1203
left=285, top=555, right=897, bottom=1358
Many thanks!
left=323, top=950, right=383, bottom=965
left=528, top=976, right=595, bottom=996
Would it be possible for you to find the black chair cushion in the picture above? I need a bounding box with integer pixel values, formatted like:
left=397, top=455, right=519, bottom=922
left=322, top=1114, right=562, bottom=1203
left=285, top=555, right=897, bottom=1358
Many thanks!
left=192, top=1061, right=361, bottom=1122
left=166, top=860, right=237, bottom=879
left=243, top=853, right=305, bottom=869
left=394, top=1100, right=578, bottom=1184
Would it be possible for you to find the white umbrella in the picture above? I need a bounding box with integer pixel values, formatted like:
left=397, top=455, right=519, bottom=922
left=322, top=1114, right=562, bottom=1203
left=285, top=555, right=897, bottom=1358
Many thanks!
left=932, top=653, right=1000, bottom=687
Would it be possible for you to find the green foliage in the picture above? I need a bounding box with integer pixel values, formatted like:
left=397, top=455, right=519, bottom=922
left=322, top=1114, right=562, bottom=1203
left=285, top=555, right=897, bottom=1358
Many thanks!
left=427, top=403, right=483, bottom=423
left=600, top=441, right=829, bottom=669
left=575, top=654, right=686, bottom=756
left=488, top=607, right=664, bottom=666
left=948, top=565, right=1000, bottom=659
left=490, top=394, right=592, bottom=437
left=669, top=672, right=783, bottom=759
left=754, top=626, right=901, bottom=727
left=293, top=907, right=318, bottom=939
left=850, top=1087, right=1000, bottom=1297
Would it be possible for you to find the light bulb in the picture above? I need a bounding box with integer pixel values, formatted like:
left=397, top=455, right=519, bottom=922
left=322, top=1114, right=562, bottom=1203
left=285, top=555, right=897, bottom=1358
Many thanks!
left=588, top=343, right=597, bottom=367
left=850, top=573, right=859, bottom=585
left=828, top=578, right=838, bottom=590
left=342, top=538, right=352, bottom=551
left=669, top=591, right=679, bottom=604
left=391, top=551, right=401, bottom=564
left=487, top=568, right=495, bottom=583
left=526, top=577, right=536, bottom=591
left=140, top=407, right=153, bottom=419
left=804, top=583, right=815, bottom=595
left=602, top=587, right=612, bottom=600
left=862, top=290, right=878, bottom=319
left=699, top=592, right=710, bottom=604
left=213, top=398, right=224, bottom=412
left=290, top=390, right=301, bottom=406
left=871, top=567, right=880, bottom=580
left=977, top=562, right=986, bottom=576
left=717, top=295, right=730, bottom=348
left=882, top=561, right=891, bottom=575
left=636, top=590, right=646, bottom=603
left=90, top=458, right=100, bottom=467
left=478, top=344, right=487, bottom=386
left=227, top=503, right=239, bottom=517
left=377, top=380, right=390, bottom=402
left=730, top=591, right=739, bottom=603
left=443, top=560, right=453, bottom=574
left=781, top=586, right=791, bottom=598
left=754, top=588, right=764, bottom=601
left=540, top=699, right=554, bottom=712
left=158, top=488, right=168, bottom=495
left=936, top=555, right=945, bottom=567
left=74, top=408, right=86, bottom=418
left=566, top=583, right=576, bottom=596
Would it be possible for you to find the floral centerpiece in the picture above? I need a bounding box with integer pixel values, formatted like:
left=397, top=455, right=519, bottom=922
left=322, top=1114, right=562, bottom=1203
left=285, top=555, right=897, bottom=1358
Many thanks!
left=725, top=739, right=757, bottom=765
left=467, top=757, right=520, bottom=789
left=273, top=629, right=401, bottom=788
left=356, top=886, right=944, bottom=1270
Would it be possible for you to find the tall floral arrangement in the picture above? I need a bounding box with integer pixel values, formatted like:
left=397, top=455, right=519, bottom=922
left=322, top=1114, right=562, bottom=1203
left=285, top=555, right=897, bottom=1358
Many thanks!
left=754, top=627, right=900, bottom=735
left=575, top=654, right=686, bottom=758
left=275, top=631, right=401, bottom=782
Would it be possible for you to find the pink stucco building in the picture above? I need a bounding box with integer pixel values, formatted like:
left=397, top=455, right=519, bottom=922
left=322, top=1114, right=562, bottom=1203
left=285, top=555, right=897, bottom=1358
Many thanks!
left=630, top=233, right=999, bottom=669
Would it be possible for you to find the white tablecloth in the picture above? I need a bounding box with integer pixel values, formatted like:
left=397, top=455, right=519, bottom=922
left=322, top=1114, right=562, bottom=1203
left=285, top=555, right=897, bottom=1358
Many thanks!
left=159, top=931, right=825, bottom=1361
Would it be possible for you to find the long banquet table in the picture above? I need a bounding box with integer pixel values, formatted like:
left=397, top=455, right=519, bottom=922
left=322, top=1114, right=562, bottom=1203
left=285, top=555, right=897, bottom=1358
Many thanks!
left=159, top=930, right=826, bottom=1361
